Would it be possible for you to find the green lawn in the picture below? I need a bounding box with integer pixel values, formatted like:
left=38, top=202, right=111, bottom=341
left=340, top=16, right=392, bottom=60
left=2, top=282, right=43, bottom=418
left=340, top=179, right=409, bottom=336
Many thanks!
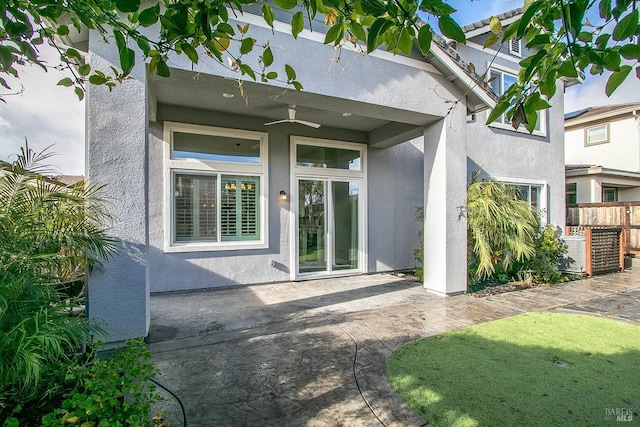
left=387, top=312, right=640, bottom=427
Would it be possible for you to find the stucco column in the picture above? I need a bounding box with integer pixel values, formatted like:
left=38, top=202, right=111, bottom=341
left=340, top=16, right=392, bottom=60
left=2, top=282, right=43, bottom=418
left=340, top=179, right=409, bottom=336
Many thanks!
left=86, top=33, right=149, bottom=347
left=422, top=115, right=468, bottom=295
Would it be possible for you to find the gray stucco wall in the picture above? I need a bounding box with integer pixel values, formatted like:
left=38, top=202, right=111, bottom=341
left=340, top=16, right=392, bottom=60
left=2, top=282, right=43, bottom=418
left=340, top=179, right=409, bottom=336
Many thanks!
left=456, top=42, right=566, bottom=230
left=367, top=138, right=424, bottom=273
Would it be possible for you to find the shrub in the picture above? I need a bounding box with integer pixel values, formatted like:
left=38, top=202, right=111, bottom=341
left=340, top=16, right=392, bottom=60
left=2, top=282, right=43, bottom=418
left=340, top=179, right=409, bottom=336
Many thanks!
left=40, top=339, right=164, bottom=427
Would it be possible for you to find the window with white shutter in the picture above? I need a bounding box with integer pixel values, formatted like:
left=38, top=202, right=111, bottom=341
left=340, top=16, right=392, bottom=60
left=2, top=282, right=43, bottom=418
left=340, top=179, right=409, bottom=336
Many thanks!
left=509, top=39, right=521, bottom=56
left=165, top=123, right=268, bottom=252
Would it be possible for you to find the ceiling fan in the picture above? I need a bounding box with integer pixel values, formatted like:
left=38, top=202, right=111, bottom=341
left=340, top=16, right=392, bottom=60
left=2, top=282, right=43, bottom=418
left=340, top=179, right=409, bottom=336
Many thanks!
left=265, top=105, right=321, bottom=128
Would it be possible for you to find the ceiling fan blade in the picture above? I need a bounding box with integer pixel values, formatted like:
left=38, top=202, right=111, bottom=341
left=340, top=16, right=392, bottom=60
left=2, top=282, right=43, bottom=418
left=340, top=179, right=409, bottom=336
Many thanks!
left=294, top=119, right=321, bottom=128
left=264, top=119, right=290, bottom=126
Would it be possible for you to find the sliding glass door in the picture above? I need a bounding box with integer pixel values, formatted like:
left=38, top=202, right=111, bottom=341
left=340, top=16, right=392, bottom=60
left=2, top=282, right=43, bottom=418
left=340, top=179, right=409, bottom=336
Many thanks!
left=297, top=178, right=360, bottom=276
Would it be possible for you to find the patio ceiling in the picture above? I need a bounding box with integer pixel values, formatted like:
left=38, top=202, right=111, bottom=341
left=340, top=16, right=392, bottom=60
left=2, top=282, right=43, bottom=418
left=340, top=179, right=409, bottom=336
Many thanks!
left=148, top=67, right=440, bottom=147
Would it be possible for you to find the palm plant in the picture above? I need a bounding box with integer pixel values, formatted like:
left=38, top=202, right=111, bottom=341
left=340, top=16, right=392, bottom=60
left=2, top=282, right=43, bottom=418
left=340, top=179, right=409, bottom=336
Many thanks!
left=466, top=173, right=538, bottom=279
left=0, top=143, right=115, bottom=411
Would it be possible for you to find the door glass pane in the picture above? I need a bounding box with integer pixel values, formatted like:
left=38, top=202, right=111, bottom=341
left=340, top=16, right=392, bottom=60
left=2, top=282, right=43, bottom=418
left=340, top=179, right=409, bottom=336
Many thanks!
left=332, top=181, right=359, bottom=271
left=296, top=145, right=361, bottom=170
left=299, top=180, right=326, bottom=273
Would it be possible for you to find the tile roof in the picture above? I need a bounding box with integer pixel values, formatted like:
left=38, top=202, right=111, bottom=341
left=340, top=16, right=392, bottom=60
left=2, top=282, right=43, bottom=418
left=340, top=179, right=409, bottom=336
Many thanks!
left=564, top=103, right=640, bottom=120
left=462, top=8, right=523, bottom=34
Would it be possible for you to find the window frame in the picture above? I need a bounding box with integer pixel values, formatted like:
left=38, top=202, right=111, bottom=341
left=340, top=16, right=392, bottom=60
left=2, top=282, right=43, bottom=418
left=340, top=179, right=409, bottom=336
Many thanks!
left=163, top=122, right=269, bottom=252
left=566, top=182, right=577, bottom=205
left=487, top=63, right=547, bottom=137
left=585, top=124, right=609, bottom=146
left=602, top=186, right=618, bottom=202
left=496, top=176, right=548, bottom=226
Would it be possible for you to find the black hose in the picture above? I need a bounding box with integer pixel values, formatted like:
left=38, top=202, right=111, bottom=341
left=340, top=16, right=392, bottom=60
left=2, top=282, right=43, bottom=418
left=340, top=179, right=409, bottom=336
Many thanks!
left=150, top=378, right=187, bottom=427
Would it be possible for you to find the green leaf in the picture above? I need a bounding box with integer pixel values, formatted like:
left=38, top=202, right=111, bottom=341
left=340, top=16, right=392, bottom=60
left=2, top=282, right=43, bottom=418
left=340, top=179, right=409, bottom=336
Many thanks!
left=577, top=31, right=593, bottom=42
left=181, top=42, right=198, bottom=64
left=605, top=65, right=632, bottom=96
left=120, top=47, right=135, bottom=75
left=291, top=11, right=304, bottom=39
left=489, top=16, right=502, bottom=34
left=502, top=19, right=520, bottom=42
left=57, top=25, right=69, bottom=36
left=89, top=74, right=108, bottom=85
left=292, top=80, right=303, bottom=91
left=557, top=59, right=578, bottom=78
left=517, top=0, right=542, bottom=38
left=138, top=3, right=160, bottom=27
left=78, top=64, right=91, bottom=76
left=275, top=0, right=297, bottom=10
left=114, top=30, right=126, bottom=53
left=65, top=48, right=82, bottom=62
left=620, top=43, right=640, bottom=60
left=613, top=10, right=639, bottom=41
left=483, top=34, right=499, bottom=48
left=116, top=0, right=140, bottom=13
left=420, top=0, right=456, bottom=16
left=325, top=23, right=343, bottom=45
left=74, top=87, right=84, bottom=101
left=636, top=66, right=640, bottom=81
left=285, top=64, right=296, bottom=81
left=599, top=0, right=612, bottom=20
left=0, top=46, right=14, bottom=70
left=350, top=22, right=367, bottom=42
left=367, top=18, right=393, bottom=53
left=157, top=58, right=170, bottom=77
left=239, top=63, right=256, bottom=80
left=57, top=77, right=74, bottom=87
left=438, top=15, right=465, bottom=43
left=262, top=47, right=274, bottom=67
left=240, top=38, right=255, bottom=54
left=603, top=52, right=621, bottom=71
left=486, top=98, right=511, bottom=124
left=596, top=33, right=610, bottom=49
left=398, top=28, right=412, bottom=55
left=417, top=24, right=433, bottom=55
left=136, top=38, right=151, bottom=55
left=266, top=71, right=278, bottom=79
left=262, top=4, right=275, bottom=27
left=0, top=77, right=10, bottom=89
left=361, top=0, right=387, bottom=17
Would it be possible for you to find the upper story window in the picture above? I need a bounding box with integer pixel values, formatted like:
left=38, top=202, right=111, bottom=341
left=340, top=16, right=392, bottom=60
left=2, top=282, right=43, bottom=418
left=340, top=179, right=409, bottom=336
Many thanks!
left=508, top=39, right=522, bottom=57
left=585, top=124, right=609, bottom=146
left=164, top=122, right=268, bottom=252
left=488, top=65, right=546, bottom=136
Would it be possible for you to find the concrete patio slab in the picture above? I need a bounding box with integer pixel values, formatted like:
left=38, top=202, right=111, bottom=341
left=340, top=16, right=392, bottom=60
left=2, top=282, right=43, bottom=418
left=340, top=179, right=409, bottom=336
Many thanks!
left=148, top=271, right=640, bottom=426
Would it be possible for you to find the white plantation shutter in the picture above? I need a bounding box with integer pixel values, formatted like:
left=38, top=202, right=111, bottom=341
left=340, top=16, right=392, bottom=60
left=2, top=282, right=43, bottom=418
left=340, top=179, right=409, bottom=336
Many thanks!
left=175, top=174, right=217, bottom=242
left=221, top=175, right=260, bottom=240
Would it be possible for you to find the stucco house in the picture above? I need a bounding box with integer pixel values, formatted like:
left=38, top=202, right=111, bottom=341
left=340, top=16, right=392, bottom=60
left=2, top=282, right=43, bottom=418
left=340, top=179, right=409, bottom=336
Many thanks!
left=72, top=7, right=567, bottom=345
left=565, top=103, right=640, bottom=204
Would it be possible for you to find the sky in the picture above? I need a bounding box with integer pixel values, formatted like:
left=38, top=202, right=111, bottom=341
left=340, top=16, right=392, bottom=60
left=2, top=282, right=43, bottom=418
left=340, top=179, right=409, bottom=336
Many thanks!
left=1, top=0, right=639, bottom=175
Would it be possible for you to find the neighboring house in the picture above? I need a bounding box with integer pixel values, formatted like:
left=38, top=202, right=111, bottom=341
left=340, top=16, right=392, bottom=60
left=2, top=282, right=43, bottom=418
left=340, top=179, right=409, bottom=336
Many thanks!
left=63, top=7, right=567, bottom=345
left=565, top=103, right=640, bottom=203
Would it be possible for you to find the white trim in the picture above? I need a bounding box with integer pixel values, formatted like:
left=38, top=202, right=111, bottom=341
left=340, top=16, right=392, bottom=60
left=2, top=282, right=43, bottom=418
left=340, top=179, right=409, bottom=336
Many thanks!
left=289, top=136, right=368, bottom=280
left=495, top=176, right=549, bottom=226
left=163, top=122, right=269, bottom=252
left=486, top=63, right=547, bottom=137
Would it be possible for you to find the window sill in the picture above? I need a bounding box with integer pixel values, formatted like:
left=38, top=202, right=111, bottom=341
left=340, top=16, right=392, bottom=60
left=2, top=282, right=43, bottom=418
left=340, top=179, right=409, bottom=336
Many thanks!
left=488, top=122, right=547, bottom=138
left=164, top=241, right=268, bottom=253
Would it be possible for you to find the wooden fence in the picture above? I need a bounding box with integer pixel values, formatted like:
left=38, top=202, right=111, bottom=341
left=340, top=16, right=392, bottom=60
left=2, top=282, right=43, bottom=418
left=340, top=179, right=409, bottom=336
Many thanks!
left=566, top=202, right=640, bottom=255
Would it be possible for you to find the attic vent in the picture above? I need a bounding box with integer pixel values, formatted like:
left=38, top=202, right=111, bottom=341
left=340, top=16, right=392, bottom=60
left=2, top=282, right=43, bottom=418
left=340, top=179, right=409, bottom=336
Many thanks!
left=509, top=39, right=522, bottom=56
